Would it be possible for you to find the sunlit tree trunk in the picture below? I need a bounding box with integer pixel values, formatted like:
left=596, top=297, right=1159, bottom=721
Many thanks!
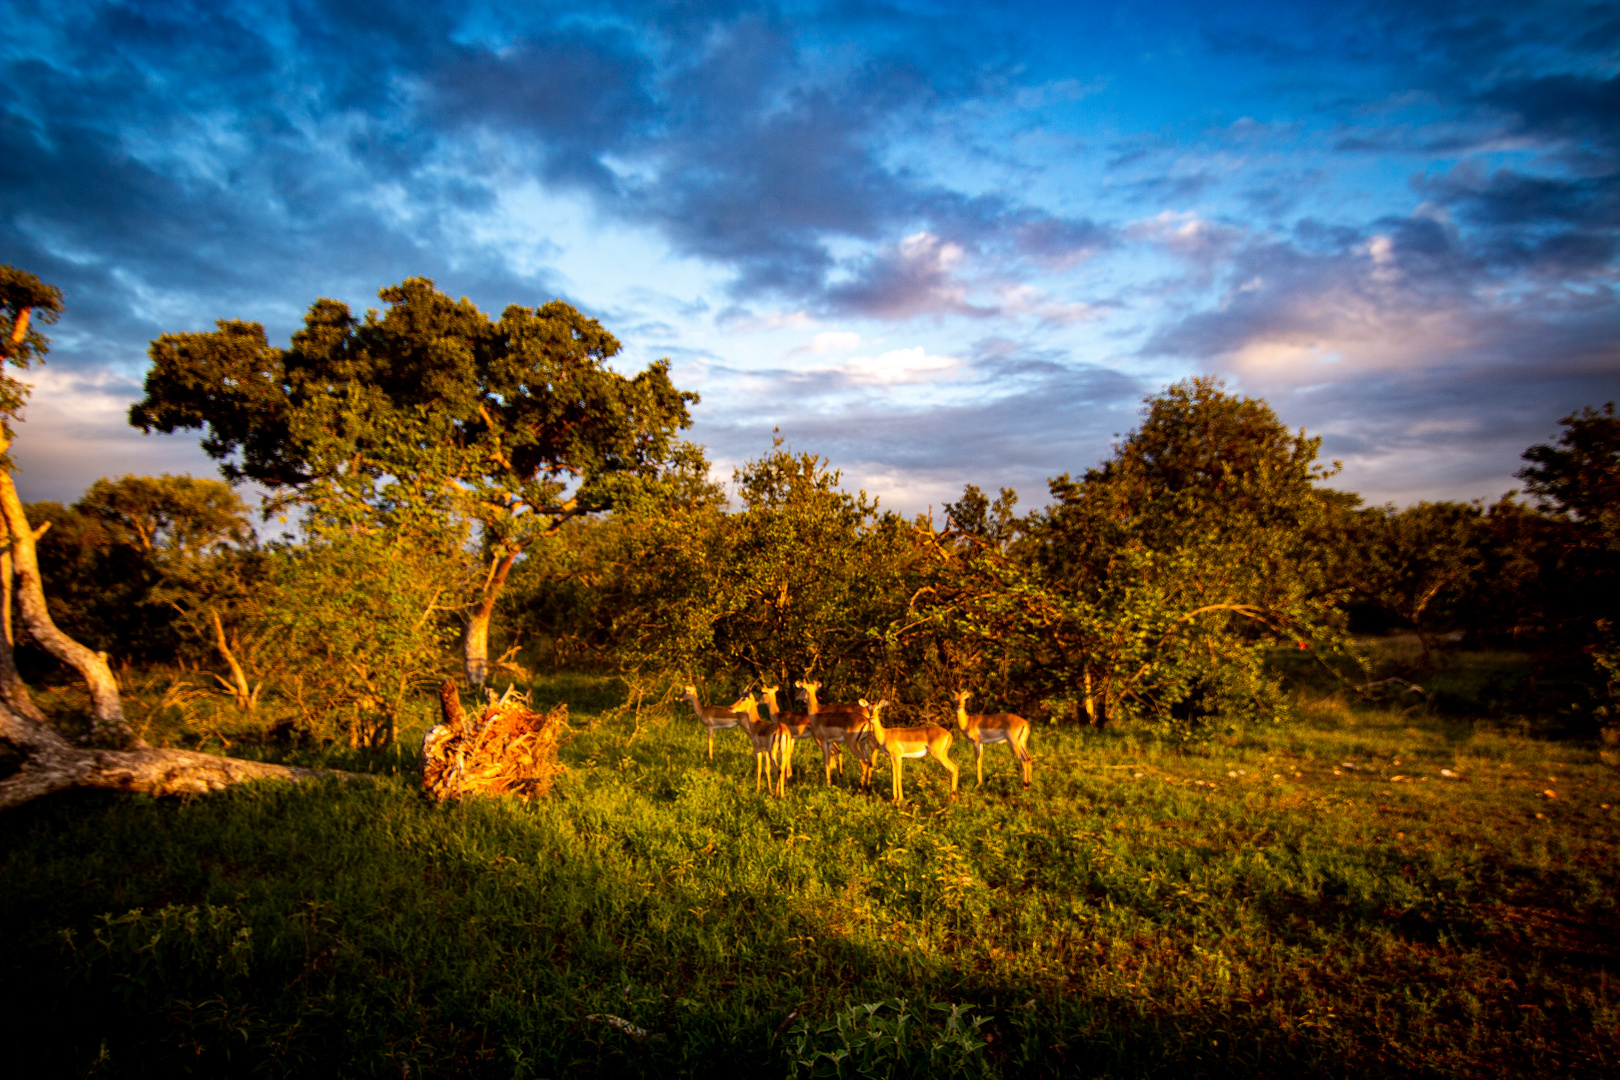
left=0, top=455, right=141, bottom=747
left=462, top=550, right=519, bottom=686
left=0, top=592, right=43, bottom=725
left=210, top=608, right=255, bottom=711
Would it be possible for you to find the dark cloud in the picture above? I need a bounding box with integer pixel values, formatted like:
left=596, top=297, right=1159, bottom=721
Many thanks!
left=431, top=28, right=654, bottom=190
left=1479, top=72, right=1620, bottom=149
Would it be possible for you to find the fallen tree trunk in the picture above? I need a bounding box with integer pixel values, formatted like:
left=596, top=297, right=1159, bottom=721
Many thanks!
left=0, top=698, right=355, bottom=811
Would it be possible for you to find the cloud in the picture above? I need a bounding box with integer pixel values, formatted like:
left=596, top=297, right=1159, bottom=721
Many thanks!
left=690, top=348, right=1145, bottom=515
left=837, top=346, right=961, bottom=386
left=10, top=368, right=225, bottom=504
left=793, top=331, right=862, bottom=354
left=824, top=232, right=994, bottom=319
left=5, top=0, right=1619, bottom=519
left=1140, top=202, right=1620, bottom=504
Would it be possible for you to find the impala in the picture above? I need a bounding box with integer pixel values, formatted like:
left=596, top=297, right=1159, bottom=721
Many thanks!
left=757, top=684, right=829, bottom=782
left=795, top=679, right=869, bottom=786
left=952, top=690, right=1034, bottom=787
left=859, top=699, right=958, bottom=801
left=733, top=694, right=791, bottom=797
left=680, top=685, right=745, bottom=760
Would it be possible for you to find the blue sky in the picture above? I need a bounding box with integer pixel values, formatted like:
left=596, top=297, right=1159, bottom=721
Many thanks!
left=4, top=0, right=1617, bottom=515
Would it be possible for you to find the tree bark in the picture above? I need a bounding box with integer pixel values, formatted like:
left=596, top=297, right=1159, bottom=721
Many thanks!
left=0, top=464, right=140, bottom=746
left=2, top=548, right=12, bottom=646
left=0, top=598, right=43, bottom=724
left=210, top=608, right=254, bottom=711
left=462, top=550, right=519, bottom=687
left=0, top=697, right=351, bottom=810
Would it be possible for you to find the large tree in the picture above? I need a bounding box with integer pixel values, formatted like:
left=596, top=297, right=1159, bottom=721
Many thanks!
left=131, top=278, right=698, bottom=685
left=923, top=378, right=1350, bottom=728
left=0, top=266, right=350, bottom=808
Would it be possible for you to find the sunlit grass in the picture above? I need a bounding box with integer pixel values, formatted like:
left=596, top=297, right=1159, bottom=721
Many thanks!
left=3, top=670, right=1617, bottom=1077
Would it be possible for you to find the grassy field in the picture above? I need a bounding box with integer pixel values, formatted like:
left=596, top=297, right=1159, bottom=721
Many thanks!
left=2, top=662, right=1618, bottom=1078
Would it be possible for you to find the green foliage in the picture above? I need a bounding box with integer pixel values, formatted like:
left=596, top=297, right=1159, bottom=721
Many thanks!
left=785, top=999, right=991, bottom=1079
left=0, top=264, right=63, bottom=445
left=77, top=474, right=251, bottom=559
left=1348, top=500, right=1486, bottom=657
left=918, top=378, right=1349, bottom=731
left=131, top=278, right=701, bottom=680
left=1520, top=402, right=1620, bottom=542
left=245, top=531, right=466, bottom=746
left=26, top=475, right=257, bottom=667
left=555, top=438, right=920, bottom=703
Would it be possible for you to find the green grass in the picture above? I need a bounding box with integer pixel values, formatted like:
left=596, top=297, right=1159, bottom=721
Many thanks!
left=3, top=672, right=1618, bottom=1078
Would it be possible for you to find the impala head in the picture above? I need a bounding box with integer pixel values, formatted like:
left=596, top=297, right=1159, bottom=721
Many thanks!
left=857, top=698, right=889, bottom=724
left=682, top=685, right=699, bottom=700
left=952, top=689, right=972, bottom=708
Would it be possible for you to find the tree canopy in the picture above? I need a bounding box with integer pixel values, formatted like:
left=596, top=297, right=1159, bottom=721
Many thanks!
left=131, top=277, right=700, bottom=683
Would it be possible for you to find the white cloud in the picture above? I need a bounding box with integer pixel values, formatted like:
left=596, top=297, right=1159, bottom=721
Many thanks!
left=838, top=346, right=960, bottom=386
left=799, top=330, right=861, bottom=353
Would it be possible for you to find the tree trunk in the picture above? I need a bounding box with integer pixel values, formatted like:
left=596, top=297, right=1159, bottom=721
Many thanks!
left=210, top=608, right=254, bottom=711
left=462, top=550, right=519, bottom=687
left=0, top=600, right=43, bottom=724
left=0, top=466, right=140, bottom=747
left=0, top=697, right=352, bottom=810
left=2, top=548, right=12, bottom=646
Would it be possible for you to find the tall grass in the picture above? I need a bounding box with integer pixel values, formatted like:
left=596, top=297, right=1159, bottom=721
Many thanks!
left=2, top=669, right=1617, bottom=1077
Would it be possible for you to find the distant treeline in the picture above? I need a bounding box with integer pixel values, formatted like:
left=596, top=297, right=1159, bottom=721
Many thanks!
left=27, top=385, right=1619, bottom=744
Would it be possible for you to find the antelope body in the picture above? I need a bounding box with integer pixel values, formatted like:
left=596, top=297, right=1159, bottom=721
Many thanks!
left=734, top=695, right=790, bottom=797
left=952, top=690, right=1033, bottom=787
left=681, top=685, right=745, bottom=760
left=860, top=699, right=958, bottom=801
left=758, top=684, right=827, bottom=782
left=795, top=680, right=868, bottom=786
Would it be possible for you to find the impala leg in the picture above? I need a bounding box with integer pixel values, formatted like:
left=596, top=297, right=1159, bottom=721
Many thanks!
left=934, top=745, right=960, bottom=793
left=707, top=728, right=714, bottom=760
left=975, top=741, right=985, bottom=786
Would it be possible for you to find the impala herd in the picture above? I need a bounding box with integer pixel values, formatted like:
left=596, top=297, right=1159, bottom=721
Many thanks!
left=679, top=681, right=1034, bottom=800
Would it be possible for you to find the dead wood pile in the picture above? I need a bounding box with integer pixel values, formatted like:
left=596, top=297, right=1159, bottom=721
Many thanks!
left=421, top=681, right=569, bottom=801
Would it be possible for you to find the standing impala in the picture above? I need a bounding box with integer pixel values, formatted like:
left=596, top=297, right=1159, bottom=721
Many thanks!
left=795, top=680, right=868, bottom=786
left=952, top=690, right=1034, bottom=788
left=758, top=684, right=826, bottom=782
left=859, top=699, right=958, bottom=801
left=733, top=694, right=790, bottom=797
left=680, top=685, right=745, bottom=760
